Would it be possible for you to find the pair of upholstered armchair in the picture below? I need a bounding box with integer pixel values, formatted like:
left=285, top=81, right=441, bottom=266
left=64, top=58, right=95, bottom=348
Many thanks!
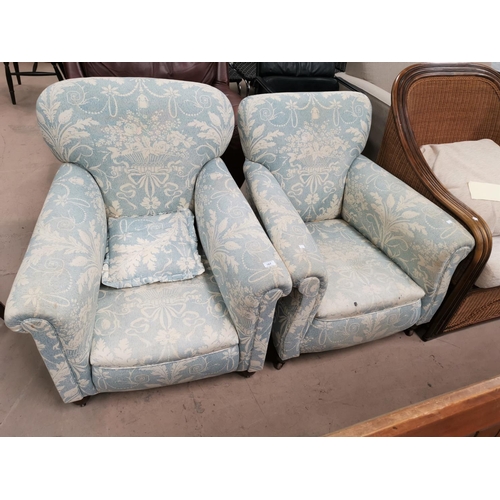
left=5, top=75, right=474, bottom=405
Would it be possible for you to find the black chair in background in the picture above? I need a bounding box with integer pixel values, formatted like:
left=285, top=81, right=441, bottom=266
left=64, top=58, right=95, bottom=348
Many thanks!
left=3, top=63, right=64, bottom=105
left=254, top=62, right=340, bottom=94
left=229, top=62, right=257, bottom=95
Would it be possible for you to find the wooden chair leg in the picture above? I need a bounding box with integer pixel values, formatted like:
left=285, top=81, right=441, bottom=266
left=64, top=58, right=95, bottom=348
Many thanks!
left=238, top=370, right=256, bottom=378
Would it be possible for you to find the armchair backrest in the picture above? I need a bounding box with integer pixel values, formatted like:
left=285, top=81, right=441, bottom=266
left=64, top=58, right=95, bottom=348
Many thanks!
left=36, top=77, right=234, bottom=217
left=394, top=64, right=500, bottom=148
left=63, top=62, right=231, bottom=88
left=257, top=62, right=336, bottom=79
left=238, top=91, right=371, bottom=222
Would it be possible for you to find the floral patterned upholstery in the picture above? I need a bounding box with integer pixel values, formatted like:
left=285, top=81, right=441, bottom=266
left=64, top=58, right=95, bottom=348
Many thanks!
left=5, top=78, right=292, bottom=403
left=102, top=209, right=205, bottom=288
left=238, top=91, right=475, bottom=362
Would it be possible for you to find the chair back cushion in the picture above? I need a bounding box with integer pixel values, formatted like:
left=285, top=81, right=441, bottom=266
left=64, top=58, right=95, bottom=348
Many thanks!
left=64, top=62, right=226, bottom=86
left=420, top=139, right=500, bottom=236
left=258, top=76, right=339, bottom=93
left=258, top=62, right=336, bottom=78
left=238, top=91, right=371, bottom=221
left=36, top=77, right=234, bottom=217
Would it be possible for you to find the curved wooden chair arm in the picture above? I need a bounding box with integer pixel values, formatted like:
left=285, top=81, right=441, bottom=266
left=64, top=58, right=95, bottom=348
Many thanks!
left=377, top=63, right=500, bottom=339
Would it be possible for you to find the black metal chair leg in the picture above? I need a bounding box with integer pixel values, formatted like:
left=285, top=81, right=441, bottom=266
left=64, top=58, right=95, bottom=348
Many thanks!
left=13, top=62, right=21, bottom=84
left=0, top=302, right=5, bottom=320
left=4, top=63, right=16, bottom=105
left=32, top=62, right=38, bottom=72
left=51, top=63, right=64, bottom=81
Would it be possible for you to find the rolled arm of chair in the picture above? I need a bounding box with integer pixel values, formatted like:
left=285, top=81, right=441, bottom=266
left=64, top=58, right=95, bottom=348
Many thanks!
left=244, top=160, right=328, bottom=360
left=195, top=158, right=292, bottom=372
left=343, top=156, right=475, bottom=324
left=5, top=164, right=107, bottom=402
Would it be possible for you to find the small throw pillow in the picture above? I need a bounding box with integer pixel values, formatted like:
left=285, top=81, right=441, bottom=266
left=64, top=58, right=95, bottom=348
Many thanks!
left=102, top=209, right=205, bottom=288
left=420, top=139, right=500, bottom=236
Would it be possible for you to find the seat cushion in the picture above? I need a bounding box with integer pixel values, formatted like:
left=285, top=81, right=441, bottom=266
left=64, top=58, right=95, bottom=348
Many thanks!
left=420, top=139, right=500, bottom=236
left=306, top=219, right=425, bottom=320
left=476, top=236, right=500, bottom=288
left=91, top=263, right=239, bottom=368
left=101, top=209, right=205, bottom=288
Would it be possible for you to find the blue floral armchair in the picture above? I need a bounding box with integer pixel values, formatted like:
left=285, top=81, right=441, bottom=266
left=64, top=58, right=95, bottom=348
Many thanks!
left=4, top=78, right=292, bottom=404
left=238, top=91, right=475, bottom=367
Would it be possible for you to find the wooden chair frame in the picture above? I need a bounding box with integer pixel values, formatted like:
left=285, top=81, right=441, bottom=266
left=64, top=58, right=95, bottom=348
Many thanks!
left=377, top=63, right=500, bottom=341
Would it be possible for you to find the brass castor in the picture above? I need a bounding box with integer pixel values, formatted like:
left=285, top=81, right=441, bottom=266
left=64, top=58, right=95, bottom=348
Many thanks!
left=73, top=396, right=91, bottom=407
left=404, top=329, right=414, bottom=337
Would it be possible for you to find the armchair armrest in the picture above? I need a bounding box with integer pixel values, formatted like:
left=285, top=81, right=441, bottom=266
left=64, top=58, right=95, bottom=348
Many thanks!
left=195, top=158, right=292, bottom=372
left=244, top=160, right=328, bottom=360
left=343, top=156, right=475, bottom=324
left=5, top=164, right=107, bottom=402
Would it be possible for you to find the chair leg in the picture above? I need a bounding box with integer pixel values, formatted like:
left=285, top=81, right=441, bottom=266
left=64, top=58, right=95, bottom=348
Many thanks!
left=274, top=358, right=286, bottom=370
left=51, top=63, right=64, bottom=81
left=32, top=62, right=38, bottom=73
left=272, top=346, right=287, bottom=370
left=265, top=336, right=287, bottom=370
left=0, top=302, right=5, bottom=320
left=13, top=62, right=21, bottom=84
left=238, top=370, right=256, bottom=378
left=72, top=396, right=91, bottom=407
left=4, top=63, right=16, bottom=105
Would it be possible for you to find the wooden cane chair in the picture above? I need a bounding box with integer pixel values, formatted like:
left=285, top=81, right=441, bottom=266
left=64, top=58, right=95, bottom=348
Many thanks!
left=377, top=62, right=500, bottom=340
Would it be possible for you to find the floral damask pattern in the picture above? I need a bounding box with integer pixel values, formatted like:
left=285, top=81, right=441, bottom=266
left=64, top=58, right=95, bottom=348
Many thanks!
left=195, top=159, right=292, bottom=371
left=5, top=79, right=291, bottom=403
left=92, top=347, right=240, bottom=393
left=91, top=260, right=239, bottom=369
left=301, top=302, right=422, bottom=354
left=36, top=78, right=234, bottom=217
left=5, top=164, right=106, bottom=401
left=244, top=160, right=327, bottom=357
left=307, top=219, right=425, bottom=320
left=240, top=91, right=475, bottom=362
left=102, top=209, right=205, bottom=288
left=342, top=157, right=475, bottom=324
left=238, top=92, right=372, bottom=221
